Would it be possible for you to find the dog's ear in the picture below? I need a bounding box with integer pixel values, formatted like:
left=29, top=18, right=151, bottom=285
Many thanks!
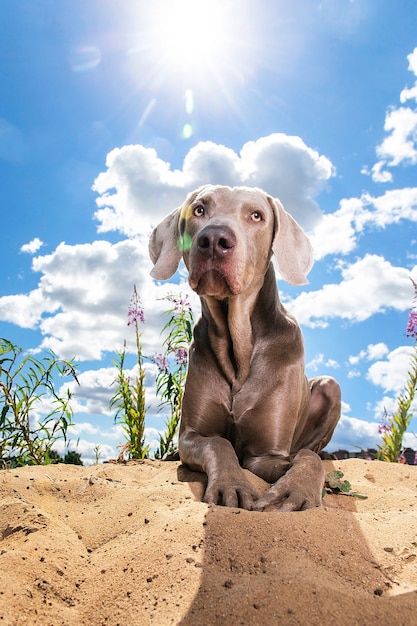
left=268, top=196, right=314, bottom=286
left=149, top=208, right=182, bottom=280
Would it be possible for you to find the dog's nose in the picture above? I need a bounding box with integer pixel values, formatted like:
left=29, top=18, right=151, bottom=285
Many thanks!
left=197, top=225, right=236, bottom=259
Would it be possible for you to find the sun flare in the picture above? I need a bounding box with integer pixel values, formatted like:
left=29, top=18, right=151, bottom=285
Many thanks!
left=144, top=0, right=239, bottom=79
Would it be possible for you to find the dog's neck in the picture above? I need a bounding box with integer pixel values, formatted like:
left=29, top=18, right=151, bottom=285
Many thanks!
left=199, top=262, right=281, bottom=391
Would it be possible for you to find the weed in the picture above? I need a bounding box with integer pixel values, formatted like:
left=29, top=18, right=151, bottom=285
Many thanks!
left=0, top=338, right=78, bottom=466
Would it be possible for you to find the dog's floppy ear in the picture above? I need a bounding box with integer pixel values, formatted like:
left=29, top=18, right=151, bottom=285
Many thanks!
left=149, top=208, right=182, bottom=280
left=268, top=196, right=314, bottom=286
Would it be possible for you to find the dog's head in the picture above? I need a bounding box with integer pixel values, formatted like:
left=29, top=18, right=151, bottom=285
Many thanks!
left=149, top=185, right=313, bottom=298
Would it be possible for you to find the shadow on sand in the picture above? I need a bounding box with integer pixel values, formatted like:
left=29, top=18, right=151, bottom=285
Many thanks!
left=177, top=461, right=417, bottom=626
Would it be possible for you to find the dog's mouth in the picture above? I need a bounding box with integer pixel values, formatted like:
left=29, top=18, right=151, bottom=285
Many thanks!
left=189, top=265, right=240, bottom=298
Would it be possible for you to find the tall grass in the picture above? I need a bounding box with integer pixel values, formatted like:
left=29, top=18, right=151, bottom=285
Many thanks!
left=0, top=338, right=78, bottom=466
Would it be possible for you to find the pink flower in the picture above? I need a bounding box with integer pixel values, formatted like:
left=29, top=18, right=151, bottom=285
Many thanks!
left=405, top=310, right=417, bottom=339
left=127, top=286, right=145, bottom=326
left=151, top=353, right=169, bottom=372
left=166, top=293, right=192, bottom=313
left=174, top=347, right=188, bottom=366
left=127, top=306, right=145, bottom=326
left=377, top=422, right=391, bottom=435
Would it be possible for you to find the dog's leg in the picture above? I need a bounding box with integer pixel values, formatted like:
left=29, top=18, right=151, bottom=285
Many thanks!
left=179, top=431, right=260, bottom=509
left=293, top=376, right=342, bottom=453
left=251, top=376, right=341, bottom=512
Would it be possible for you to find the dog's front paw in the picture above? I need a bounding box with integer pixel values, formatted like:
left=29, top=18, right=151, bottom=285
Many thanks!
left=251, top=478, right=322, bottom=512
left=204, top=477, right=260, bottom=510
left=252, top=450, right=324, bottom=512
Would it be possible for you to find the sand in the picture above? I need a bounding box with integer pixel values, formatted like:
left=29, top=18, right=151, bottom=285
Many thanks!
left=1, top=458, right=417, bottom=625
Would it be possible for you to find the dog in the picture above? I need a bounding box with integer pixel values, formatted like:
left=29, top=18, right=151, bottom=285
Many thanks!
left=149, top=185, right=341, bottom=511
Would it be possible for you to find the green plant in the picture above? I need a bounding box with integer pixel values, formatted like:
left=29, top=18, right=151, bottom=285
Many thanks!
left=153, top=293, right=194, bottom=459
left=110, top=288, right=194, bottom=461
left=377, top=279, right=417, bottom=462
left=110, top=285, right=149, bottom=460
left=323, top=470, right=367, bottom=499
left=93, top=443, right=102, bottom=464
left=0, top=338, right=78, bottom=467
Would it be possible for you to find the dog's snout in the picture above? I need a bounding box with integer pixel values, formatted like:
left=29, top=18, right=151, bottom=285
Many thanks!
left=197, top=225, right=236, bottom=259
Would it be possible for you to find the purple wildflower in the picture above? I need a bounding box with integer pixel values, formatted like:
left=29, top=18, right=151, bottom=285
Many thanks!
left=127, top=285, right=145, bottom=326
left=151, top=353, right=169, bottom=372
left=405, top=310, right=417, bottom=339
left=377, top=422, right=391, bottom=435
left=174, top=347, right=188, bottom=367
left=127, top=306, right=145, bottom=326
left=166, top=292, right=192, bottom=313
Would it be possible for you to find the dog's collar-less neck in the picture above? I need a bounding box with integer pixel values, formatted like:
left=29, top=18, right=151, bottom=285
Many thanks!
left=199, top=263, right=281, bottom=390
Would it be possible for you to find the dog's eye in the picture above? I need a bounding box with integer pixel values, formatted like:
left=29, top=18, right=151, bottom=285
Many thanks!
left=193, top=205, right=205, bottom=217
left=250, top=211, right=262, bottom=222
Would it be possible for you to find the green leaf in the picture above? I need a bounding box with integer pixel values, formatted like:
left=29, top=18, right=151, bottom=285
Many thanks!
left=324, top=471, right=368, bottom=499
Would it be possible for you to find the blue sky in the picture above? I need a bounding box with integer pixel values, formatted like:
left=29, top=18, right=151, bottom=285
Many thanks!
left=1, top=0, right=417, bottom=464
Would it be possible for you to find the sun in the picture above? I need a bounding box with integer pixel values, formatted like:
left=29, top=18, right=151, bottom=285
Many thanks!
left=143, top=0, right=240, bottom=81
left=129, top=0, right=257, bottom=132
left=155, top=0, right=227, bottom=68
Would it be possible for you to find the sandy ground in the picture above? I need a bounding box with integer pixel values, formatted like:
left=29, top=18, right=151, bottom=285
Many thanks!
left=1, top=458, right=417, bottom=625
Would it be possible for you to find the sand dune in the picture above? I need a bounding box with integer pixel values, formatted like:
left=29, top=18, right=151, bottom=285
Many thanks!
left=1, top=458, right=417, bottom=625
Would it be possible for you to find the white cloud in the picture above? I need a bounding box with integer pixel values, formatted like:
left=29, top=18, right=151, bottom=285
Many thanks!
left=376, top=107, right=417, bottom=167
left=93, top=144, right=186, bottom=237
left=400, top=47, right=417, bottom=103
left=306, top=353, right=339, bottom=371
left=370, top=161, right=393, bottom=183
left=372, top=394, right=417, bottom=427
left=67, top=363, right=162, bottom=417
left=238, top=134, right=334, bottom=230
left=367, top=345, right=414, bottom=393
left=288, top=254, right=417, bottom=327
left=370, top=47, right=417, bottom=181
left=400, top=85, right=417, bottom=104
left=367, top=342, right=390, bottom=361
left=92, top=133, right=334, bottom=236
left=372, top=395, right=398, bottom=421
left=40, top=363, right=170, bottom=464
left=407, top=47, right=417, bottom=76
left=20, top=237, right=44, bottom=254
left=306, top=353, right=324, bottom=370
left=348, top=350, right=366, bottom=366
left=311, top=188, right=417, bottom=259
left=326, top=412, right=381, bottom=453
left=325, top=358, right=339, bottom=369
left=68, top=422, right=101, bottom=436
left=0, top=238, right=195, bottom=360
left=0, top=290, right=59, bottom=328
left=326, top=401, right=416, bottom=454
left=349, top=342, right=389, bottom=365
left=310, top=197, right=359, bottom=258
left=347, top=369, right=361, bottom=379
left=359, top=187, right=417, bottom=228
left=67, top=367, right=119, bottom=416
